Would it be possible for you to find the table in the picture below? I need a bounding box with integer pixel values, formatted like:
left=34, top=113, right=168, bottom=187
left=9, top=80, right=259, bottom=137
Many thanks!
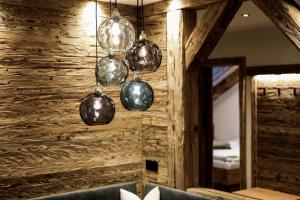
left=187, top=188, right=256, bottom=200
left=233, top=187, right=300, bottom=200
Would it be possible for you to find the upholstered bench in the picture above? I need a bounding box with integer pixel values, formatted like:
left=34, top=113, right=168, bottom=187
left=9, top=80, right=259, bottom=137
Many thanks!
left=32, top=182, right=212, bottom=200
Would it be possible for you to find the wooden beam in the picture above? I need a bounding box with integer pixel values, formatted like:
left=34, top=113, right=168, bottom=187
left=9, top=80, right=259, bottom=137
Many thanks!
left=213, top=67, right=239, bottom=100
left=251, top=0, right=300, bottom=50
left=144, top=0, right=220, bottom=17
left=247, top=64, right=300, bottom=76
left=185, top=0, right=242, bottom=71
left=167, top=9, right=196, bottom=190
left=239, top=59, right=247, bottom=189
left=199, top=57, right=247, bottom=67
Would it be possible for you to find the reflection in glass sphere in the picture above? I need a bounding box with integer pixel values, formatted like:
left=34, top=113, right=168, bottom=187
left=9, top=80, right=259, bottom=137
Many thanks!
left=120, top=77, right=154, bottom=111
left=79, top=91, right=115, bottom=125
left=97, top=8, right=135, bottom=53
left=96, top=54, right=129, bottom=86
left=126, top=31, right=162, bottom=73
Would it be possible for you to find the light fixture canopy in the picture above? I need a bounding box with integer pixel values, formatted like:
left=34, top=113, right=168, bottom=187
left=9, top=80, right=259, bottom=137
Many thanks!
left=97, top=7, right=135, bottom=53
left=96, top=54, right=128, bottom=86
left=120, top=75, right=154, bottom=111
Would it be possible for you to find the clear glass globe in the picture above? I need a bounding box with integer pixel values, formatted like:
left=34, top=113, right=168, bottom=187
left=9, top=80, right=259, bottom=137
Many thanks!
left=96, top=54, right=129, bottom=86
left=120, top=77, right=154, bottom=111
left=79, top=91, right=115, bottom=125
left=126, top=31, right=162, bottom=73
left=98, top=8, right=135, bottom=53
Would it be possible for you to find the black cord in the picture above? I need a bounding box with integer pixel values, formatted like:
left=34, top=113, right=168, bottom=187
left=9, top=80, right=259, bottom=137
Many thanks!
left=114, top=0, right=117, bottom=8
left=136, top=0, right=139, bottom=36
left=141, top=0, right=144, bottom=31
left=109, top=0, right=112, bottom=17
left=95, top=0, right=99, bottom=87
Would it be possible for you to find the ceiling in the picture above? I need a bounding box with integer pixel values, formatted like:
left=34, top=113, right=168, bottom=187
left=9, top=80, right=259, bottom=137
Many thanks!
left=105, top=0, right=278, bottom=32
left=197, top=1, right=275, bottom=33
left=226, top=1, right=275, bottom=32
left=99, top=0, right=163, bottom=6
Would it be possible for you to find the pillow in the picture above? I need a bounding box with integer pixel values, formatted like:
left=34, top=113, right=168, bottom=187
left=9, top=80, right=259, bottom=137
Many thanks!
left=228, top=138, right=240, bottom=150
left=120, top=186, right=160, bottom=200
left=213, top=140, right=231, bottom=149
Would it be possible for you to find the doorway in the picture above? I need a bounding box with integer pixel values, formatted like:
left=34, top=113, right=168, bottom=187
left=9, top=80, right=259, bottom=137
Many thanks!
left=190, top=57, right=247, bottom=190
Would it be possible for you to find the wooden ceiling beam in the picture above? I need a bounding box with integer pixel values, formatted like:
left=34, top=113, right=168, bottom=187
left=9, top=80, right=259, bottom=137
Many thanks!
left=213, top=67, right=239, bottom=101
left=251, top=0, right=300, bottom=50
left=185, top=0, right=242, bottom=71
left=143, top=0, right=221, bottom=17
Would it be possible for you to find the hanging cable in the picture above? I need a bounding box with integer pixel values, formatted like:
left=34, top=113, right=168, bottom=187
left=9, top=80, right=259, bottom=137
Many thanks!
left=136, top=0, right=140, bottom=36
left=109, top=0, right=112, bottom=17
left=141, top=0, right=144, bottom=31
left=114, top=0, right=117, bottom=8
left=95, top=0, right=99, bottom=87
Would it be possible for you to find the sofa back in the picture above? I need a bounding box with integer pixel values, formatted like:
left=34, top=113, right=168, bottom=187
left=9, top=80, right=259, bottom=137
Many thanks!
left=31, top=182, right=137, bottom=200
left=145, top=183, right=213, bottom=200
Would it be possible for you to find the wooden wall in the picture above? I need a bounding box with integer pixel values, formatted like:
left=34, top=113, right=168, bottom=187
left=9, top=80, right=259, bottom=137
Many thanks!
left=0, top=1, right=143, bottom=199
left=142, top=12, right=169, bottom=185
left=253, top=75, right=300, bottom=195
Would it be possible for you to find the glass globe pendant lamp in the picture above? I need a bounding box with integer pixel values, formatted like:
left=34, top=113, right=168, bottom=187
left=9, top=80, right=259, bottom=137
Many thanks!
left=126, top=30, right=162, bottom=73
left=80, top=88, right=115, bottom=125
left=96, top=53, right=128, bottom=86
left=97, top=6, right=135, bottom=53
left=120, top=74, right=154, bottom=111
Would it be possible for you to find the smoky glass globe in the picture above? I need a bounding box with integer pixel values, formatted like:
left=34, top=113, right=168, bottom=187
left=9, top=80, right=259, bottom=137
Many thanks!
left=120, top=77, right=154, bottom=111
left=97, top=8, right=135, bottom=53
left=126, top=31, right=162, bottom=73
left=96, top=54, right=129, bottom=86
left=79, top=91, right=115, bottom=125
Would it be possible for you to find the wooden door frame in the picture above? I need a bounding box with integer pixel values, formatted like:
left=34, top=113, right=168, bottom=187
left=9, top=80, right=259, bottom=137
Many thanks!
left=247, top=64, right=300, bottom=187
left=198, top=57, right=247, bottom=188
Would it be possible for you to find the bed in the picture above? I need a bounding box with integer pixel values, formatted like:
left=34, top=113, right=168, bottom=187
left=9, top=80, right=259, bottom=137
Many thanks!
left=213, top=139, right=240, bottom=192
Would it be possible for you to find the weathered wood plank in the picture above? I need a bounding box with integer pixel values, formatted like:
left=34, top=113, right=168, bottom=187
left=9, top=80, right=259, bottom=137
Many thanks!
left=166, top=9, right=185, bottom=189
left=143, top=0, right=220, bottom=17
left=253, top=76, right=300, bottom=195
left=247, top=64, right=300, bottom=76
left=0, top=0, right=143, bottom=198
left=185, top=0, right=241, bottom=71
left=0, top=163, right=143, bottom=200
left=142, top=12, right=170, bottom=186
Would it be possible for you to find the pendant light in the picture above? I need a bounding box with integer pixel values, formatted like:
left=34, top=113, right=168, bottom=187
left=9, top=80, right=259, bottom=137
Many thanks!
left=97, top=0, right=135, bottom=53
left=120, top=74, right=154, bottom=111
left=80, top=0, right=115, bottom=125
left=80, top=88, right=115, bottom=125
left=126, top=0, right=162, bottom=73
left=96, top=53, right=128, bottom=86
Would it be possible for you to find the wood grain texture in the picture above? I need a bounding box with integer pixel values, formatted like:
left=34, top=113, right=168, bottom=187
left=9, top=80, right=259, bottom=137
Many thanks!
left=142, top=12, right=169, bottom=187
left=143, top=0, right=220, bottom=17
left=253, top=76, right=300, bottom=195
left=251, top=0, right=300, bottom=50
left=247, top=64, right=300, bottom=76
left=234, top=187, right=300, bottom=200
left=166, top=10, right=186, bottom=189
left=185, top=0, right=241, bottom=71
left=187, top=187, right=257, bottom=200
left=0, top=0, right=142, bottom=199
left=166, top=9, right=197, bottom=190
